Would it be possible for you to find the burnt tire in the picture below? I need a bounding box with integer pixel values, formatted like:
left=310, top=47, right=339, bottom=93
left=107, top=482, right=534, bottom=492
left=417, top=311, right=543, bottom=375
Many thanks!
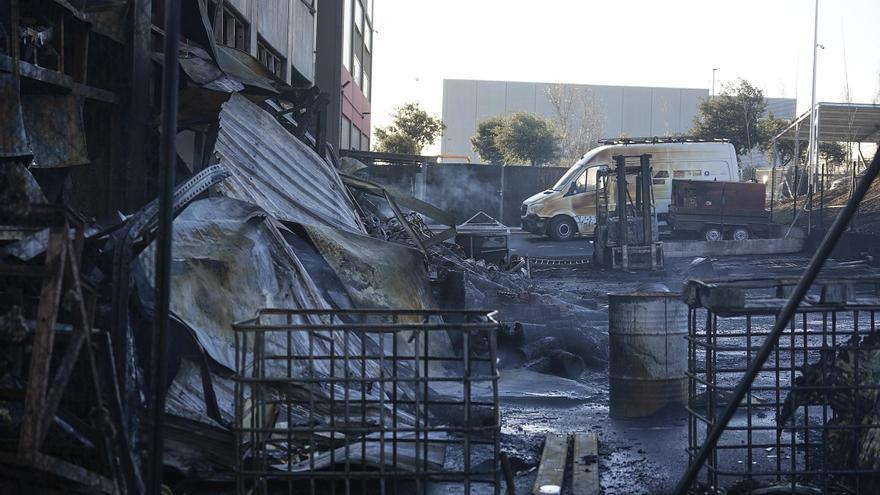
left=704, top=226, right=723, bottom=242
left=549, top=216, right=576, bottom=241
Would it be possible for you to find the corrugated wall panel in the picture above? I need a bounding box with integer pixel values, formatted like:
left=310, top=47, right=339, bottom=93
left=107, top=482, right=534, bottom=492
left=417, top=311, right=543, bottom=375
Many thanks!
left=257, top=0, right=290, bottom=55
left=290, top=0, right=316, bottom=82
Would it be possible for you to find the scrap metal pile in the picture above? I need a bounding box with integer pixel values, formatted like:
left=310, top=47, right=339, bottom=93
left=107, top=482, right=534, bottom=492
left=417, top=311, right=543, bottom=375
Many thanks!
left=0, top=37, right=604, bottom=495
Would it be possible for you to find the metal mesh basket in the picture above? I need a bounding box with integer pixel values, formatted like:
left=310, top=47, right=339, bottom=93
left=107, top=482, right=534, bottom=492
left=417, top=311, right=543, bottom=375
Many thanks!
left=233, top=308, right=501, bottom=495
left=685, top=277, right=880, bottom=493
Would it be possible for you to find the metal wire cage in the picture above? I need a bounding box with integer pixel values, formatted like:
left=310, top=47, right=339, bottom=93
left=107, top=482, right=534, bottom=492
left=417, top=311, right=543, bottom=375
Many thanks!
left=232, top=308, right=501, bottom=495
left=684, top=277, right=880, bottom=494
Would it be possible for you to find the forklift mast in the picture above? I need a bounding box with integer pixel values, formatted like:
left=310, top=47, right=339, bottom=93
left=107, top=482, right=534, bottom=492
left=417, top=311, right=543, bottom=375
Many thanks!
left=593, top=154, right=663, bottom=270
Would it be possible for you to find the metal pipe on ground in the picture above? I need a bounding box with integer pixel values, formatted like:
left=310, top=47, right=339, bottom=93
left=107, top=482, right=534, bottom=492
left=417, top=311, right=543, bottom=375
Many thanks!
left=148, top=1, right=181, bottom=493
left=673, top=147, right=880, bottom=495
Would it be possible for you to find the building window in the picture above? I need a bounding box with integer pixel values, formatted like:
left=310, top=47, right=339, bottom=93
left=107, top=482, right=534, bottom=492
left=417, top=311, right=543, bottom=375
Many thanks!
left=341, top=116, right=351, bottom=150
left=257, top=38, right=286, bottom=80
left=362, top=133, right=370, bottom=151
left=351, top=129, right=361, bottom=151
left=216, top=5, right=249, bottom=51
left=365, top=19, right=372, bottom=53
left=342, top=0, right=352, bottom=70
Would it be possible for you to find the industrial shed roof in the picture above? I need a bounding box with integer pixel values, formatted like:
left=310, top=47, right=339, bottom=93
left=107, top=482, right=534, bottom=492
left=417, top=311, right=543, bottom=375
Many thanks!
left=772, top=102, right=880, bottom=142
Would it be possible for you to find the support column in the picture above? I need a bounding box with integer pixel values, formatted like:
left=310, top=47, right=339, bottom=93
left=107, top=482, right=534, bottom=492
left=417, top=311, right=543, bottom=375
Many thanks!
left=315, top=0, right=344, bottom=153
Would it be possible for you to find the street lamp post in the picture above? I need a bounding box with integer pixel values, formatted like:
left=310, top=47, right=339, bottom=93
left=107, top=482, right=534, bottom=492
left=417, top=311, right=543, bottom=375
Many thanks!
left=711, top=68, right=719, bottom=98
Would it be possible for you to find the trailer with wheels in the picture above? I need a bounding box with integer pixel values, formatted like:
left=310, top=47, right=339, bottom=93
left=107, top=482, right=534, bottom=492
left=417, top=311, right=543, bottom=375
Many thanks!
left=667, top=179, right=772, bottom=241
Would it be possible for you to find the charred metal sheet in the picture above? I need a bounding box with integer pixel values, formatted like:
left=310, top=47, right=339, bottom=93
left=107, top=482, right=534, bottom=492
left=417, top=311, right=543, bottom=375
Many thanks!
left=214, top=93, right=364, bottom=232
left=179, top=0, right=278, bottom=95
left=21, top=94, right=89, bottom=168
left=302, top=224, right=436, bottom=311
left=137, top=197, right=327, bottom=371
left=214, top=45, right=280, bottom=94
left=152, top=45, right=245, bottom=93
left=0, top=74, right=30, bottom=158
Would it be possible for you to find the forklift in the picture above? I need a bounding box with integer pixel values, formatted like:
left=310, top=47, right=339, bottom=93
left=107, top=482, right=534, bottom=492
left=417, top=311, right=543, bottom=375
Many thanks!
left=592, top=154, right=664, bottom=271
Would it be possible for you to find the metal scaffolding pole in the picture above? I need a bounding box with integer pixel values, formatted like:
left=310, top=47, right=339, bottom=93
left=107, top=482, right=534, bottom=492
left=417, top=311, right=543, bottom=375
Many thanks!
left=147, top=0, right=181, bottom=493
left=807, top=0, right=820, bottom=235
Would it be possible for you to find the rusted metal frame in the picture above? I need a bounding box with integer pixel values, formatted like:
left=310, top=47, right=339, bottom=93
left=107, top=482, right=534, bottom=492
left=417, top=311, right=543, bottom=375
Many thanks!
left=35, top=242, right=102, bottom=452
left=18, top=223, right=69, bottom=459
left=232, top=309, right=502, bottom=492
left=0, top=54, right=116, bottom=103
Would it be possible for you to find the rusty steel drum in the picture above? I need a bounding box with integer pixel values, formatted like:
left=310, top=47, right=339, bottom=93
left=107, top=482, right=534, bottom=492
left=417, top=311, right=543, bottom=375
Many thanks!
left=608, top=292, right=688, bottom=418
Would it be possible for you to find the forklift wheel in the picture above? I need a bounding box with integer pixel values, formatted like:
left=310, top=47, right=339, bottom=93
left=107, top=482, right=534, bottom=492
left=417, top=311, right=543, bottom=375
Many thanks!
left=549, top=216, right=576, bottom=241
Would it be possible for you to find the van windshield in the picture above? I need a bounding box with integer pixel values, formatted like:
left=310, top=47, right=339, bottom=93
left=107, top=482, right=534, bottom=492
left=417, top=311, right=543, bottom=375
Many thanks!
left=552, top=165, right=600, bottom=192
left=550, top=148, right=603, bottom=191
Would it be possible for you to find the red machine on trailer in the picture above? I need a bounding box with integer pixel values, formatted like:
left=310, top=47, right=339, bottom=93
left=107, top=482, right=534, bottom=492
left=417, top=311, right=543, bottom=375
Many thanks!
left=666, top=180, right=772, bottom=241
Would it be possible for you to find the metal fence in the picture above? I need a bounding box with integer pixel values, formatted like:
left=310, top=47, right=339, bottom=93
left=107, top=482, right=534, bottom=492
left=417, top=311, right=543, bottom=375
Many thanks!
left=233, top=308, right=501, bottom=495
left=684, top=277, right=880, bottom=493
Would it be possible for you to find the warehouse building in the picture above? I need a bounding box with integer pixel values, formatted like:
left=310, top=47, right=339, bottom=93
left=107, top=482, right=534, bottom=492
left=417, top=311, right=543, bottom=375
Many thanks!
left=440, top=78, right=796, bottom=164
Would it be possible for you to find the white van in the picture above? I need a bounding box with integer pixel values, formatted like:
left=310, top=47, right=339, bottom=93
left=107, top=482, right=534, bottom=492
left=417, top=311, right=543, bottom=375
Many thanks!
left=521, top=140, right=740, bottom=240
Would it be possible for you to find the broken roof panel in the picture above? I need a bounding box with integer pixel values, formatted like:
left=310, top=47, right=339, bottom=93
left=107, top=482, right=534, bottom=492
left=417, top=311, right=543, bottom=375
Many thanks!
left=214, top=93, right=364, bottom=233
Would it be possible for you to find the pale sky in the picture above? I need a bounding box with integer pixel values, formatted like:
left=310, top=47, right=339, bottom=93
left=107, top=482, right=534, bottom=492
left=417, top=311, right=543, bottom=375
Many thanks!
left=369, top=0, right=880, bottom=154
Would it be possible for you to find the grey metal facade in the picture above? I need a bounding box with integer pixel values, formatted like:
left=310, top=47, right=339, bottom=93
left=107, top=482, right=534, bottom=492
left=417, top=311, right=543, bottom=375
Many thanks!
left=441, top=79, right=796, bottom=163
left=217, top=0, right=316, bottom=84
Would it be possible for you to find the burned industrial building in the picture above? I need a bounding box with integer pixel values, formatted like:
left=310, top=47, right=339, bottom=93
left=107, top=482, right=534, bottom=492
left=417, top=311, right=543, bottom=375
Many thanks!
left=2, top=1, right=880, bottom=494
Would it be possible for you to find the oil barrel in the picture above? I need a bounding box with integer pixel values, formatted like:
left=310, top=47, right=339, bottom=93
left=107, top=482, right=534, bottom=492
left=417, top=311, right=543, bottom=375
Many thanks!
left=608, top=292, right=688, bottom=418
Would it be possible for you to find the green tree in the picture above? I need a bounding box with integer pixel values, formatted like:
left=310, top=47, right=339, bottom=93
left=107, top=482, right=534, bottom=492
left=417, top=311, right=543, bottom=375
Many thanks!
left=470, top=116, right=506, bottom=164
left=374, top=102, right=445, bottom=154
left=494, top=113, right=560, bottom=166
left=691, top=79, right=768, bottom=156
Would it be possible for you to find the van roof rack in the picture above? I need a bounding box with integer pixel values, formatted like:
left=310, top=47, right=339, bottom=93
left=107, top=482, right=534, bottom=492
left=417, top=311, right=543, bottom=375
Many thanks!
left=597, top=136, right=730, bottom=145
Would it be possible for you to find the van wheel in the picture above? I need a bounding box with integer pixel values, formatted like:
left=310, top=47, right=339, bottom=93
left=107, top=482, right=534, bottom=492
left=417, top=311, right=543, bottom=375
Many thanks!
left=549, top=216, right=576, bottom=241
left=732, top=227, right=750, bottom=241
left=704, top=227, right=723, bottom=242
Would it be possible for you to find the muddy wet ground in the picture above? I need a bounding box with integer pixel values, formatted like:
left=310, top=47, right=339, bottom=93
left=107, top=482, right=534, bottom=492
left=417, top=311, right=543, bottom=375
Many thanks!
left=493, top=252, right=880, bottom=494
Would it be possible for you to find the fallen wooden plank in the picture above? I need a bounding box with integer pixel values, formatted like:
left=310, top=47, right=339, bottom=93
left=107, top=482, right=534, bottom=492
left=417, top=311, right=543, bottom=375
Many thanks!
left=532, top=433, right=568, bottom=495
left=572, top=432, right=599, bottom=495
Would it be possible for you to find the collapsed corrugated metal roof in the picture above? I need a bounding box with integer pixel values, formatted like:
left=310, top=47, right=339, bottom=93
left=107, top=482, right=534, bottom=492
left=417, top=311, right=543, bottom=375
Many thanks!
left=214, top=93, right=365, bottom=232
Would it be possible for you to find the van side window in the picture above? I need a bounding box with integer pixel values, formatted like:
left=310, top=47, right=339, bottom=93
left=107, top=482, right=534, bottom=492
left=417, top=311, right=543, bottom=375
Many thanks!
left=573, top=170, right=588, bottom=194
left=570, top=168, right=599, bottom=195
left=653, top=170, right=669, bottom=185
